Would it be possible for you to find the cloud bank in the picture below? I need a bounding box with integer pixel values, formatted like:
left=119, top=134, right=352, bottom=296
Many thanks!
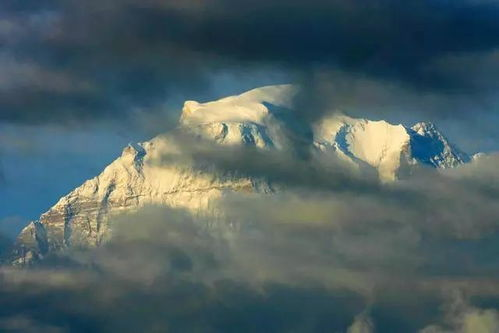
left=2, top=0, right=499, bottom=127
left=1, top=148, right=499, bottom=331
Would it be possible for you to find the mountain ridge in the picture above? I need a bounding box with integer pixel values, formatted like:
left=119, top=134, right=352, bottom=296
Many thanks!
left=11, top=85, right=471, bottom=265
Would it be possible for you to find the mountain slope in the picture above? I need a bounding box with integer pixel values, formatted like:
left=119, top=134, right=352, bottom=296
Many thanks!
left=314, top=114, right=470, bottom=181
left=11, top=85, right=470, bottom=264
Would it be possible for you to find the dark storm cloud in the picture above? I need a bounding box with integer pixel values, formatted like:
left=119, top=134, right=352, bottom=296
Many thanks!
left=2, top=0, right=499, bottom=125
left=0, top=0, right=213, bottom=125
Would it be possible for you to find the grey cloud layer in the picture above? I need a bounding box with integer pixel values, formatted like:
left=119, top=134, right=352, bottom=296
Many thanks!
left=2, top=0, right=499, bottom=125
left=1, top=147, right=499, bottom=331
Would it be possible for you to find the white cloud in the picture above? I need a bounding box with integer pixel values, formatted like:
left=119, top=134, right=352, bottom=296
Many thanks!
left=347, top=313, right=375, bottom=333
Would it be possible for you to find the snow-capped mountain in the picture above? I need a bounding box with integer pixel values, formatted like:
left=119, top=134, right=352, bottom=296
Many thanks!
left=314, top=114, right=470, bottom=181
left=11, top=85, right=470, bottom=264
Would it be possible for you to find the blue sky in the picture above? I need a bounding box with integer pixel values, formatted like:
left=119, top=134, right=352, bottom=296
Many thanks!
left=0, top=124, right=128, bottom=235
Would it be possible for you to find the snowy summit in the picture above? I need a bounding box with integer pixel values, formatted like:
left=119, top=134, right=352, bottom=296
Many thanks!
left=11, top=85, right=471, bottom=264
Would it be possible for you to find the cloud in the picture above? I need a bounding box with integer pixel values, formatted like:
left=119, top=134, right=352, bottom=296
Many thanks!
left=0, top=54, right=93, bottom=93
left=0, top=315, right=65, bottom=333
left=2, top=151, right=499, bottom=331
left=420, top=291, right=499, bottom=333
left=156, top=132, right=499, bottom=239
left=2, top=0, right=499, bottom=126
left=347, top=313, right=375, bottom=333
left=462, top=309, right=499, bottom=333
left=0, top=208, right=368, bottom=332
left=155, top=128, right=387, bottom=192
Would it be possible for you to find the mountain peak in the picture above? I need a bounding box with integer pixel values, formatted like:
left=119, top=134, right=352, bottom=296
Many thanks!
left=314, top=114, right=411, bottom=181
left=179, top=84, right=296, bottom=127
left=411, top=121, right=439, bottom=136
left=10, top=84, right=473, bottom=265
left=408, top=121, right=470, bottom=168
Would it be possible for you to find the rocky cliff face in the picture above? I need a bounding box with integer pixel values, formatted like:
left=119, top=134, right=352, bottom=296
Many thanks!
left=11, top=85, right=470, bottom=265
